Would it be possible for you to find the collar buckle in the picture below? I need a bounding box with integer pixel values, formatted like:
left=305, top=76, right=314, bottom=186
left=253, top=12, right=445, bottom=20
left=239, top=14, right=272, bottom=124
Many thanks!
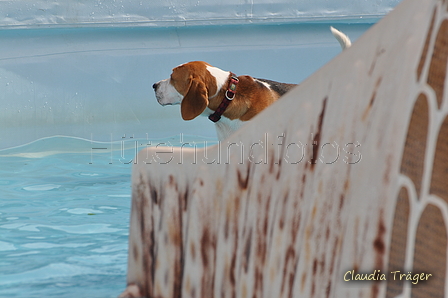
left=225, top=75, right=239, bottom=100
left=225, top=90, right=236, bottom=100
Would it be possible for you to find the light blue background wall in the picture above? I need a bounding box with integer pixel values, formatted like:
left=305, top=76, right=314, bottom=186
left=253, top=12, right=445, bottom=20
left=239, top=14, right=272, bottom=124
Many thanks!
left=0, top=1, right=402, bottom=149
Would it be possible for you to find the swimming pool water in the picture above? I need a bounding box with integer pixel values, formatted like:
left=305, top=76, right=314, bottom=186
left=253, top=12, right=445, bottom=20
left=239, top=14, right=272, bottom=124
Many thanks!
left=0, top=135, right=215, bottom=298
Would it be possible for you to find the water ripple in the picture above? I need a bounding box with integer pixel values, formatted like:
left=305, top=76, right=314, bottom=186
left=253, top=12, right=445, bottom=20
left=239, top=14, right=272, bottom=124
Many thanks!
left=0, top=263, right=103, bottom=286
left=22, top=184, right=61, bottom=191
left=1, top=223, right=122, bottom=234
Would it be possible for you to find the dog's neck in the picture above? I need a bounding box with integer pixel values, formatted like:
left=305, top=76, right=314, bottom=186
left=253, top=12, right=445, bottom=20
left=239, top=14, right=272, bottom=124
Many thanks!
left=203, top=66, right=255, bottom=140
left=203, top=107, right=245, bottom=141
left=208, top=75, right=252, bottom=117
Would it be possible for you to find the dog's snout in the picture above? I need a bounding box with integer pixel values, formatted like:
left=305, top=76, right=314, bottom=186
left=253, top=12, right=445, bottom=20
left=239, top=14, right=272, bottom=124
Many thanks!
left=152, top=82, right=159, bottom=90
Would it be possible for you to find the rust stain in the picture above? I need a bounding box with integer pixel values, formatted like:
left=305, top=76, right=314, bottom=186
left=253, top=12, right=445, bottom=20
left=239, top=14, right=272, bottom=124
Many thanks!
left=312, top=258, right=318, bottom=276
left=282, top=259, right=292, bottom=296
left=365, top=211, right=386, bottom=298
left=325, top=280, right=331, bottom=298
left=265, top=195, right=273, bottom=226
left=200, top=235, right=216, bottom=298
left=311, top=205, right=317, bottom=220
left=256, top=234, right=267, bottom=267
left=200, top=228, right=212, bottom=267
left=224, top=217, right=230, bottom=240
left=132, top=243, right=139, bottom=262
left=328, top=236, right=340, bottom=280
left=229, top=202, right=240, bottom=295
left=368, top=48, right=385, bottom=76
left=287, top=270, right=296, bottom=298
left=253, top=267, right=263, bottom=298
left=371, top=284, right=379, bottom=298
left=269, top=150, right=275, bottom=174
left=134, top=173, right=156, bottom=297
left=176, top=185, right=185, bottom=296
left=143, top=219, right=155, bottom=297
left=310, top=97, right=328, bottom=170
left=300, top=173, right=306, bottom=198
left=383, top=154, right=393, bottom=184
left=169, top=222, right=182, bottom=246
left=278, top=131, right=287, bottom=168
left=184, top=276, right=191, bottom=297
left=237, top=165, right=251, bottom=190
left=300, top=271, right=307, bottom=293
left=190, top=242, right=196, bottom=261
left=343, top=178, right=350, bottom=191
left=373, top=210, right=386, bottom=269
left=274, top=130, right=287, bottom=180
left=362, top=77, right=382, bottom=121
left=279, top=214, right=285, bottom=230
left=243, top=228, right=252, bottom=273
left=368, top=86, right=378, bottom=107
left=276, top=166, right=281, bottom=180
left=242, top=282, right=247, bottom=298
left=280, top=246, right=296, bottom=297
left=339, top=194, right=345, bottom=211
left=279, top=191, right=289, bottom=230
left=290, top=212, right=300, bottom=244
left=150, top=188, right=158, bottom=205
left=182, top=184, right=189, bottom=211
left=310, top=258, right=319, bottom=297
left=225, top=200, right=233, bottom=240
left=230, top=253, right=237, bottom=287
left=179, top=192, right=188, bottom=213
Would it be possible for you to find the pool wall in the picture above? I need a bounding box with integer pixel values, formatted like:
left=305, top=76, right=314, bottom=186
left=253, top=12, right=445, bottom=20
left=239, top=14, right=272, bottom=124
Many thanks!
left=0, top=1, right=401, bottom=150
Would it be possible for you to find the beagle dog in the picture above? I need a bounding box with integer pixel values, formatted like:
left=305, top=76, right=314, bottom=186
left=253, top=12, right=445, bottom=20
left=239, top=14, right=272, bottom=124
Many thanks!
left=153, top=27, right=351, bottom=141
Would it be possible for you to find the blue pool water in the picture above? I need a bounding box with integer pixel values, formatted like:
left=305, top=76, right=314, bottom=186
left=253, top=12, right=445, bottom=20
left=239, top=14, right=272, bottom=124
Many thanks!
left=0, top=135, right=216, bottom=298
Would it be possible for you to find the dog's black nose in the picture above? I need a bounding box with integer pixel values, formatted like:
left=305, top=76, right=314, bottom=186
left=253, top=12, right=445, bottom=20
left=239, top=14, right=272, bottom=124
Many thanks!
left=152, top=83, right=159, bottom=90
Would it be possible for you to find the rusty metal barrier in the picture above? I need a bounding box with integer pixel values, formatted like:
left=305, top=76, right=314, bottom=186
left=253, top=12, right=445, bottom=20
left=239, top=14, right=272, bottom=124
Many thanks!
left=120, top=0, right=448, bottom=296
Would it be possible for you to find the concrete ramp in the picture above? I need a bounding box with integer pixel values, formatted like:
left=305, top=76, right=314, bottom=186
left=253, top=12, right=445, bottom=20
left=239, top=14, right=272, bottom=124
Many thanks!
left=121, top=0, right=448, bottom=296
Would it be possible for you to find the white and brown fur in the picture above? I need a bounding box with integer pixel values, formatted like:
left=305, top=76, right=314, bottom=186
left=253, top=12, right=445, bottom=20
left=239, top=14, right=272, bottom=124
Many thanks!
left=153, top=27, right=351, bottom=141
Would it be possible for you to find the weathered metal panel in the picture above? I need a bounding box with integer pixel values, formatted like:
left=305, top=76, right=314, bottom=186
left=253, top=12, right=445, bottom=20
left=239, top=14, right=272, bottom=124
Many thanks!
left=120, top=0, right=448, bottom=296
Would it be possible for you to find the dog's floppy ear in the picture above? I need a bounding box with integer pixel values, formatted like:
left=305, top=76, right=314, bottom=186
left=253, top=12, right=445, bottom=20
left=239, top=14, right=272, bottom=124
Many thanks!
left=181, top=78, right=209, bottom=120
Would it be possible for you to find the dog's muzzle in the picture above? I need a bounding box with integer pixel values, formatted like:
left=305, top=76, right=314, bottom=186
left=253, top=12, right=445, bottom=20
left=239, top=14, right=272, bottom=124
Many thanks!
left=153, top=82, right=164, bottom=105
left=153, top=79, right=182, bottom=106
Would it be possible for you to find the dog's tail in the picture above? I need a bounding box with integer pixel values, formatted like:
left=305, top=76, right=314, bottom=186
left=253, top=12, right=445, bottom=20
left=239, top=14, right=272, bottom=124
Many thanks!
left=330, top=26, right=352, bottom=50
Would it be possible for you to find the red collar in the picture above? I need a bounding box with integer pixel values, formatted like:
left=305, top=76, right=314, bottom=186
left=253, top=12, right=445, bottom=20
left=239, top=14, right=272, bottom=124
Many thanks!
left=208, top=73, right=239, bottom=122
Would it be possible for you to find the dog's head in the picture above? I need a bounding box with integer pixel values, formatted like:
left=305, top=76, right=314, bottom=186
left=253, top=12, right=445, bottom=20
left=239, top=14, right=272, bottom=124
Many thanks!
left=153, top=61, right=222, bottom=120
